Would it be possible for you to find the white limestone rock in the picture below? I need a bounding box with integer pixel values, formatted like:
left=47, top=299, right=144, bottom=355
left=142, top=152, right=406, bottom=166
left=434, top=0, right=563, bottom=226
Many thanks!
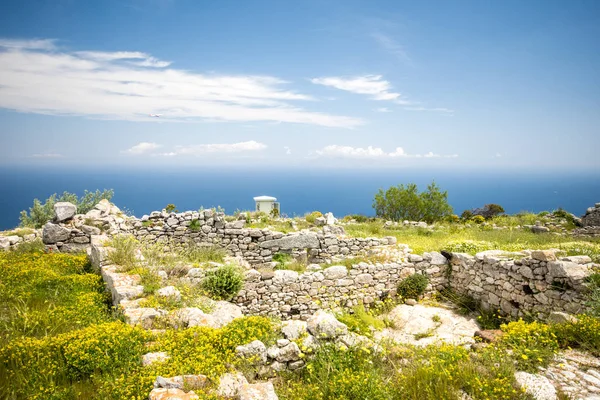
left=307, top=310, right=348, bottom=339
left=54, top=202, right=77, bottom=222
left=514, top=371, right=557, bottom=400
left=239, top=382, right=279, bottom=400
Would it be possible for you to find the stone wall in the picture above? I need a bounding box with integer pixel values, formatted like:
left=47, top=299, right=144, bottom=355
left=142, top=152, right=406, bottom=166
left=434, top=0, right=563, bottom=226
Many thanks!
left=233, top=252, right=445, bottom=320
left=130, top=209, right=398, bottom=266
left=447, top=250, right=595, bottom=319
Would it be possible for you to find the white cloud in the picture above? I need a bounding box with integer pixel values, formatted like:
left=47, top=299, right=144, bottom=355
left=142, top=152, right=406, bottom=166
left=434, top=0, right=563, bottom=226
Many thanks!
left=404, top=107, right=454, bottom=115
left=316, top=145, right=458, bottom=159
left=374, top=107, right=391, bottom=113
left=371, top=33, right=412, bottom=66
left=311, top=75, right=409, bottom=104
left=29, top=152, right=63, bottom=158
left=0, top=39, right=362, bottom=128
left=495, top=153, right=502, bottom=158
left=0, top=38, right=56, bottom=51
left=172, top=141, right=267, bottom=156
left=284, top=146, right=292, bottom=155
left=124, top=142, right=162, bottom=155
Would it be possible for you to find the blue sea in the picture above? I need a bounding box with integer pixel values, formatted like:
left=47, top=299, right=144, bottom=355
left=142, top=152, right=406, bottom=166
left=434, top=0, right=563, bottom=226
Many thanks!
left=1, top=166, right=599, bottom=231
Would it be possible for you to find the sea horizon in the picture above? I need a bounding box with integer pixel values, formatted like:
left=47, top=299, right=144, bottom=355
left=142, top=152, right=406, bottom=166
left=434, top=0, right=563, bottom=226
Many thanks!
left=2, top=165, right=599, bottom=231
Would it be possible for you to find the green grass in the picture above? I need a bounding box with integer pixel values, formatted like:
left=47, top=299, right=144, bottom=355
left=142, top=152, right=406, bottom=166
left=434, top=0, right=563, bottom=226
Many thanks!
left=344, top=220, right=600, bottom=257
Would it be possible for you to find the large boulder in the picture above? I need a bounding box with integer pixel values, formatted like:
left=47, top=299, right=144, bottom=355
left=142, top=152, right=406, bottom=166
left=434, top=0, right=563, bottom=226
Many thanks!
left=259, top=233, right=320, bottom=250
left=236, top=340, right=268, bottom=365
left=217, top=372, right=248, bottom=398
left=582, top=203, right=600, bottom=227
left=42, top=222, right=70, bottom=244
left=239, top=382, right=278, bottom=400
left=514, top=371, right=557, bottom=400
left=54, top=202, right=77, bottom=222
left=148, top=388, right=199, bottom=400
left=281, top=320, right=308, bottom=340
left=307, top=310, right=348, bottom=339
left=211, top=301, right=243, bottom=327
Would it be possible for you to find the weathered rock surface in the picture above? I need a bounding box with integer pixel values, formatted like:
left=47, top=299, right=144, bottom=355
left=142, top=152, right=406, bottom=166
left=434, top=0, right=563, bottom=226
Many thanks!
left=239, top=382, right=279, bottom=400
left=514, top=371, right=557, bottom=400
left=42, top=222, right=71, bottom=244
left=307, top=310, right=348, bottom=339
left=259, top=233, right=320, bottom=250
left=54, top=202, right=77, bottom=222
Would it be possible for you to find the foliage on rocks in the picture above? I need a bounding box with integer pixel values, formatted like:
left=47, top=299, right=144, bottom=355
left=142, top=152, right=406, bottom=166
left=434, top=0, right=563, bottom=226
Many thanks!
left=552, top=314, right=600, bottom=356
left=397, top=274, right=429, bottom=299
left=497, top=320, right=559, bottom=372
left=19, top=189, right=114, bottom=228
left=305, top=211, right=323, bottom=224
left=201, top=264, right=244, bottom=300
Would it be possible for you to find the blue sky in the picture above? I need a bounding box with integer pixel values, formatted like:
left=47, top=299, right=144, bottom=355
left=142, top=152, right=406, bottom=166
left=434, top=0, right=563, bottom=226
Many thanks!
left=0, top=0, right=599, bottom=168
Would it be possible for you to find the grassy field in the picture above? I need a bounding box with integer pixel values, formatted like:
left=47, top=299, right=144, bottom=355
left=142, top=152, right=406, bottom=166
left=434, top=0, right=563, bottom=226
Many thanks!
left=344, top=221, right=600, bottom=260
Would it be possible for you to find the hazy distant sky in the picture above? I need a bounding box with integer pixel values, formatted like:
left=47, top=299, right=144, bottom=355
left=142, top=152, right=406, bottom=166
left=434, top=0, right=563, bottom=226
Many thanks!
left=0, top=0, right=599, bottom=168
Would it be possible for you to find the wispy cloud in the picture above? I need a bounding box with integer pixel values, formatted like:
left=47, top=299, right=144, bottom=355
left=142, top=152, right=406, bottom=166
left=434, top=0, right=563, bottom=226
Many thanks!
left=127, top=140, right=268, bottom=157
left=124, top=142, right=162, bottom=155
left=284, top=146, right=292, bottom=155
left=374, top=107, right=391, bottom=113
left=29, top=152, right=63, bottom=158
left=315, top=145, right=458, bottom=159
left=404, top=106, right=454, bottom=115
left=0, top=39, right=362, bottom=128
left=311, top=75, right=409, bottom=104
left=371, top=32, right=413, bottom=66
left=0, top=38, right=56, bottom=51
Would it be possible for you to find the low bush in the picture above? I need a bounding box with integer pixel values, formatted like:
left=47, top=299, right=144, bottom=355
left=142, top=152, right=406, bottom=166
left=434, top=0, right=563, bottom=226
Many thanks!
left=443, top=240, right=495, bottom=254
left=397, top=274, right=429, bottom=299
left=337, top=305, right=384, bottom=337
left=552, top=314, right=600, bottom=356
left=305, top=211, right=323, bottom=225
left=188, top=218, right=201, bottom=231
left=108, top=235, right=139, bottom=271
left=471, top=215, right=485, bottom=224
left=20, top=189, right=114, bottom=228
left=201, top=264, right=244, bottom=300
left=497, top=320, right=558, bottom=372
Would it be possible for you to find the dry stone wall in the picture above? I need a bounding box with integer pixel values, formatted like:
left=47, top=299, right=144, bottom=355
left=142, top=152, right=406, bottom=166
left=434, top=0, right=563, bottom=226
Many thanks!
left=447, top=250, right=595, bottom=319
left=130, top=209, right=397, bottom=266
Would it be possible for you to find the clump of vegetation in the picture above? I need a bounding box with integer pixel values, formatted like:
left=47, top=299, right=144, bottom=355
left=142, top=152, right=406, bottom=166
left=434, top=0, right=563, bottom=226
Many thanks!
left=463, top=204, right=506, bottom=220
left=552, top=314, right=600, bottom=356
left=373, top=181, right=452, bottom=223
left=188, top=218, right=201, bottom=231
left=337, top=305, right=384, bottom=337
left=164, top=204, right=178, bottom=213
left=107, top=234, right=140, bottom=271
left=180, top=243, right=227, bottom=264
left=19, top=189, right=114, bottom=228
left=397, top=274, right=429, bottom=299
left=305, top=211, right=323, bottom=224
left=443, top=240, right=495, bottom=254
left=0, top=252, right=111, bottom=346
left=341, top=214, right=374, bottom=223
left=498, top=319, right=558, bottom=372
left=12, top=239, right=46, bottom=254
left=201, top=264, right=244, bottom=300
left=273, top=252, right=306, bottom=273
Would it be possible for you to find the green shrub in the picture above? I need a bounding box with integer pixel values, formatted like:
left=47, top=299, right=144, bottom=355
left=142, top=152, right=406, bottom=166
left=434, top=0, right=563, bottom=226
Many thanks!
left=20, top=189, right=114, bottom=228
left=373, top=181, right=452, bottom=223
left=201, top=264, right=244, bottom=300
left=164, top=204, right=178, bottom=213
left=12, top=239, right=46, bottom=254
left=471, top=215, right=485, bottom=224
left=552, top=314, right=600, bottom=356
left=305, top=211, right=323, bottom=224
left=444, top=240, right=495, bottom=254
left=397, top=274, right=429, bottom=299
left=498, top=320, right=558, bottom=372
left=188, top=218, right=201, bottom=231
left=107, top=235, right=139, bottom=271
left=337, top=305, right=384, bottom=337
left=180, top=243, right=227, bottom=264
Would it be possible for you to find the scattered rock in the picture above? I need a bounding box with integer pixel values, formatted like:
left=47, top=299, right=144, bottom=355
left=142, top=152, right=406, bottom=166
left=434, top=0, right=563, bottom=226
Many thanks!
left=148, top=388, right=199, bottom=400
left=239, top=382, right=279, bottom=400
left=514, top=371, right=557, bottom=400
left=474, top=330, right=504, bottom=343
left=217, top=372, right=248, bottom=398
left=547, top=312, right=578, bottom=324
left=42, top=222, right=71, bottom=244
left=142, top=352, right=170, bottom=366
left=236, top=340, right=268, bottom=365
left=307, top=310, right=348, bottom=339
left=54, top=202, right=77, bottom=222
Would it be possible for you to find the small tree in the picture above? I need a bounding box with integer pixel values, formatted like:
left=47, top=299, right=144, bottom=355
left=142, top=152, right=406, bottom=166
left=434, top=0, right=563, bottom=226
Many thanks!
left=372, top=181, right=452, bottom=223
left=469, top=204, right=505, bottom=220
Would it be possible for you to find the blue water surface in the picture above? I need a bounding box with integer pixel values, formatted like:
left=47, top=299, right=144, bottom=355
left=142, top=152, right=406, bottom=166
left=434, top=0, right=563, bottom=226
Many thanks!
left=1, top=166, right=598, bottom=230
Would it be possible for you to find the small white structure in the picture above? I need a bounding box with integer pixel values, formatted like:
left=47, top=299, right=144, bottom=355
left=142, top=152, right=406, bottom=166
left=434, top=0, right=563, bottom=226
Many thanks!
left=254, top=195, right=280, bottom=214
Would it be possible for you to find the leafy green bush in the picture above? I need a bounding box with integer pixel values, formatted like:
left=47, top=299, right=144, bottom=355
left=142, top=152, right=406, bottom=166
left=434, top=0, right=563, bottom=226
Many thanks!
left=20, top=189, right=114, bottom=228
left=188, top=218, right=201, bottom=231
left=397, top=274, right=429, bottom=299
left=201, top=264, right=244, bottom=300
left=373, top=181, right=452, bottom=223
left=305, top=211, right=323, bottom=224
